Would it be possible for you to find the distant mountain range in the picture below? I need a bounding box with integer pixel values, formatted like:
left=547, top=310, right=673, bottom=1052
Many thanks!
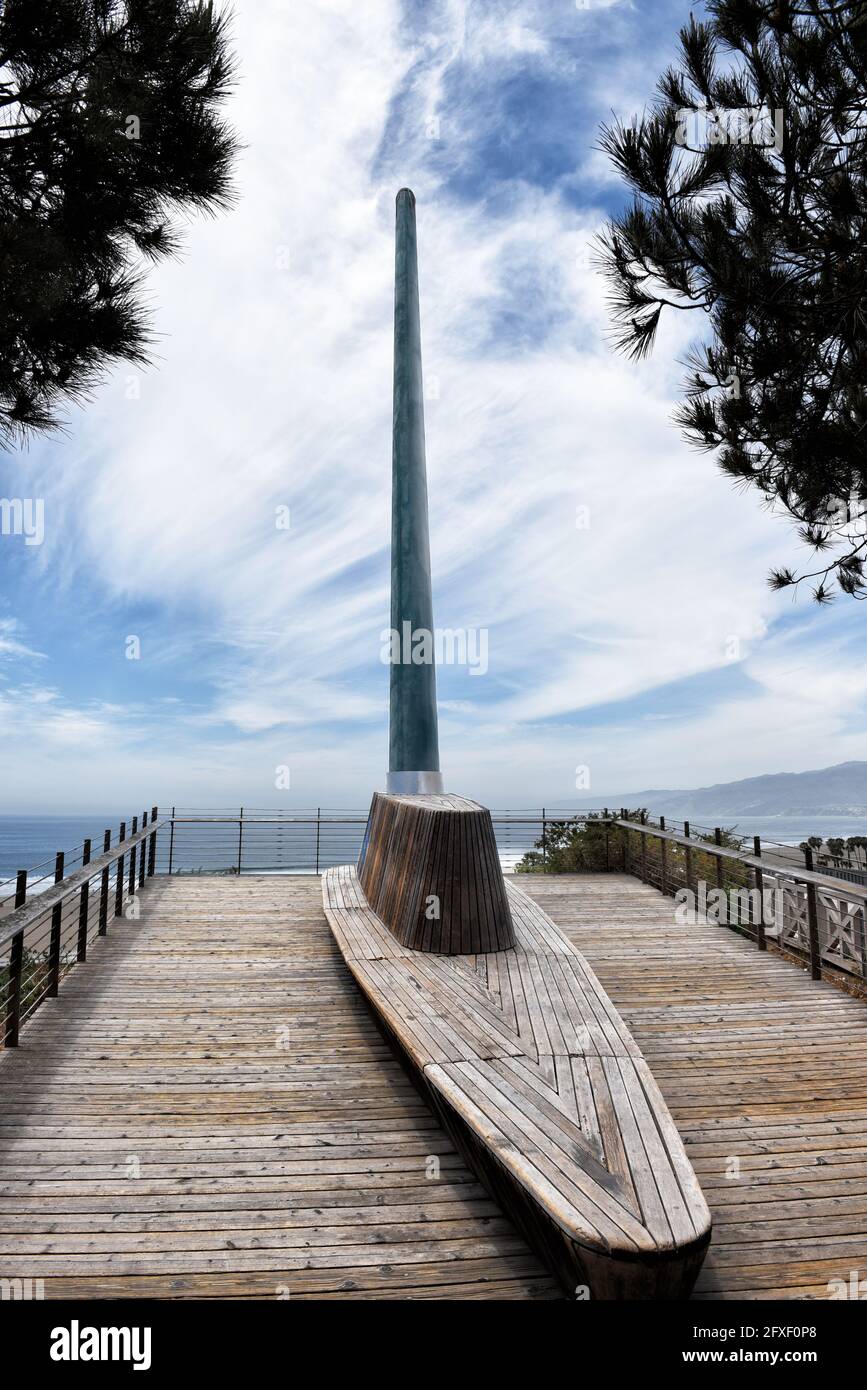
left=558, top=761, right=867, bottom=818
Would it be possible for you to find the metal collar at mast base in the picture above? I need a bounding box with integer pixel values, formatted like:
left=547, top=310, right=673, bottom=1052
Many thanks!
left=386, top=770, right=445, bottom=795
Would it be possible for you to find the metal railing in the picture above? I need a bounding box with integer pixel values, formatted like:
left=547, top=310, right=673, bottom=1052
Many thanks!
left=615, top=815, right=867, bottom=988
left=154, top=807, right=575, bottom=876
left=629, top=810, right=867, bottom=882
left=5, top=804, right=864, bottom=1049
left=1, top=808, right=162, bottom=1047
left=0, top=804, right=577, bottom=1049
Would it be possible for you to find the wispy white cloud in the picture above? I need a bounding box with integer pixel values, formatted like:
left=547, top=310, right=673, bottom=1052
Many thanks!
left=2, top=0, right=863, bottom=810
left=0, top=618, right=46, bottom=662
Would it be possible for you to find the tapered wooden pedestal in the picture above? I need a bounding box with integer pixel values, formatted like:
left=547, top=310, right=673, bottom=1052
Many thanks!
left=358, top=792, right=515, bottom=954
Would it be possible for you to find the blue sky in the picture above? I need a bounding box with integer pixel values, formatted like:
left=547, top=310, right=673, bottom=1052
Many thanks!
left=1, top=0, right=866, bottom=813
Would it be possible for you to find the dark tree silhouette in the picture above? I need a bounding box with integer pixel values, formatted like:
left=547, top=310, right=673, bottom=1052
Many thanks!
left=597, top=1, right=867, bottom=601
left=0, top=0, right=237, bottom=449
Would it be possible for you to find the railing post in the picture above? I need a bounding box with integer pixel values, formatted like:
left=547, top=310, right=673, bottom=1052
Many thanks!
left=48, top=851, right=64, bottom=997
left=806, top=880, right=822, bottom=979
left=77, top=838, right=91, bottom=963
left=803, top=848, right=822, bottom=980
left=641, top=827, right=647, bottom=882
left=683, top=821, right=692, bottom=903
left=714, top=827, right=724, bottom=891
left=753, top=835, right=767, bottom=951
left=541, top=807, right=547, bottom=868
left=315, top=807, right=321, bottom=875
left=237, top=807, right=244, bottom=875
left=4, top=870, right=28, bottom=1047
left=148, top=806, right=158, bottom=876
left=115, top=821, right=126, bottom=917
left=99, top=830, right=111, bottom=934
left=128, top=816, right=138, bottom=900
left=139, top=811, right=147, bottom=887
left=168, top=807, right=176, bottom=875
left=658, top=819, right=667, bottom=894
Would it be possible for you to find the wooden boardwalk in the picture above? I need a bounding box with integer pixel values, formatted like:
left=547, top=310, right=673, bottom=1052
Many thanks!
left=523, top=875, right=867, bottom=1300
left=2, top=870, right=866, bottom=1299
left=0, top=876, right=557, bottom=1299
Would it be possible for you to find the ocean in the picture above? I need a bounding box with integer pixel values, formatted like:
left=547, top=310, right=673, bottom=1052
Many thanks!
left=638, top=814, right=867, bottom=846
left=0, top=815, right=123, bottom=874
left=0, top=815, right=134, bottom=898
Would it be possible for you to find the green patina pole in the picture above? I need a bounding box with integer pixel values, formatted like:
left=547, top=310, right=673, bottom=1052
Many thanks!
left=387, top=189, right=443, bottom=795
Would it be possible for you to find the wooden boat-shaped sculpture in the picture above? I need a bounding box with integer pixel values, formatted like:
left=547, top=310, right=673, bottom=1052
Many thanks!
left=329, top=193, right=711, bottom=1297
left=323, top=792, right=712, bottom=1300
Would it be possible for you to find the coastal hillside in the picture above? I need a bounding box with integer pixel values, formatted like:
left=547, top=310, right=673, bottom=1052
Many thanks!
left=563, top=761, right=867, bottom=818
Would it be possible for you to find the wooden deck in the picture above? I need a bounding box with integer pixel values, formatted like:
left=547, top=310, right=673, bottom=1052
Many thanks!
left=2, top=870, right=867, bottom=1300
left=522, top=875, right=867, bottom=1300
left=0, top=876, right=557, bottom=1299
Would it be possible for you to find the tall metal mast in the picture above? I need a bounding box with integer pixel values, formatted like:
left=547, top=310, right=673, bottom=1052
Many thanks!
left=387, top=189, right=443, bottom=795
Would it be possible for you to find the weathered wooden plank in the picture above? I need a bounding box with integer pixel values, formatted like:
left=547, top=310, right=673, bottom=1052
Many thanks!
left=0, top=874, right=559, bottom=1301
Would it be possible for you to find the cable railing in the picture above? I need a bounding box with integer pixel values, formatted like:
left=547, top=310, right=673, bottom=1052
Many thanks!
left=11, top=805, right=856, bottom=889
left=0, top=835, right=106, bottom=910
left=155, top=807, right=583, bottom=875
left=5, top=803, right=864, bottom=1051
left=1, top=808, right=162, bottom=1047
left=614, top=814, right=867, bottom=989
left=634, top=810, right=867, bottom=882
